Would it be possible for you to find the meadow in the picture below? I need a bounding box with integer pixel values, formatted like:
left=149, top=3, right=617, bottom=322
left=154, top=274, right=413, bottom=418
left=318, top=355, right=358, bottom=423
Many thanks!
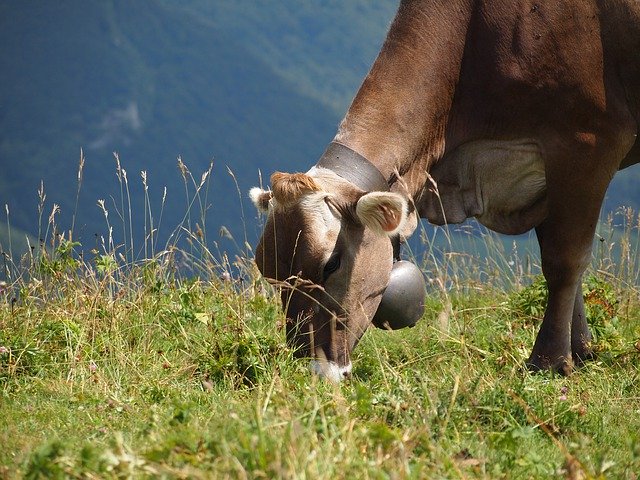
left=1, top=163, right=639, bottom=479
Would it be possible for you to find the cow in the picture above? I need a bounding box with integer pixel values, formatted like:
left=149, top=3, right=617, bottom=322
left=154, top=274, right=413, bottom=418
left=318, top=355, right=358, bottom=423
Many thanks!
left=250, top=0, right=640, bottom=381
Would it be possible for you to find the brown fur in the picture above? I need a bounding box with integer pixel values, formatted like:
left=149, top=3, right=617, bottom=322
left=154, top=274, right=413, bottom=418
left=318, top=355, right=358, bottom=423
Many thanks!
left=332, top=0, right=640, bottom=374
left=271, top=172, right=321, bottom=206
left=255, top=0, right=640, bottom=378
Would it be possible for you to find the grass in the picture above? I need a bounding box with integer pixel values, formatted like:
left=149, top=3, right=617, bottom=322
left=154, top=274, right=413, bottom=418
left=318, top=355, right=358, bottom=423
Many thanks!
left=1, top=162, right=639, bottom=479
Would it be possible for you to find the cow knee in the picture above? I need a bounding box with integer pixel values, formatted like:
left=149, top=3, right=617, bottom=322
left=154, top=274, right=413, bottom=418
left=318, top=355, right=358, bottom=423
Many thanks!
left=541, top=254, right=587, bottom=293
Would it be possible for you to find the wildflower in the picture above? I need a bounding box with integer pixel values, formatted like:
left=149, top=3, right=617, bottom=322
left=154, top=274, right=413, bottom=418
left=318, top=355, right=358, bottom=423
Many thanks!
left=89, top=361, right=98, bottom=373
left=0, top=346, right=8, bottom=355
left=559, top=385, right=568, bottom=401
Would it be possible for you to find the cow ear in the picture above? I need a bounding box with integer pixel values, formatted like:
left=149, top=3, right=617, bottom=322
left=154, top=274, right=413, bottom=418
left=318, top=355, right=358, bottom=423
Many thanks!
left=249, top=187, right=272, bottom=212
left=355, top=192, right=408, bottom=236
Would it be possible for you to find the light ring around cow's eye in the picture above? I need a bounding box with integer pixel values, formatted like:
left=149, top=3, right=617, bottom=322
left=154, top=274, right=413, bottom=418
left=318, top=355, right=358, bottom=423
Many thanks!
left=322, top=253, right=341, bottom=282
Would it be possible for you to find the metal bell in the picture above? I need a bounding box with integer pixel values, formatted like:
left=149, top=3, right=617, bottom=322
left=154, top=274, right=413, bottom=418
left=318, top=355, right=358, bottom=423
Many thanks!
left=372, top=260, right=426, bottom=330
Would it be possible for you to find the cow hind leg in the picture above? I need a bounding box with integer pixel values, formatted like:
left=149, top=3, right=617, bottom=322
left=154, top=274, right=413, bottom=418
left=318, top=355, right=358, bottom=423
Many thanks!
left=571, top=278, right=595, bottom=364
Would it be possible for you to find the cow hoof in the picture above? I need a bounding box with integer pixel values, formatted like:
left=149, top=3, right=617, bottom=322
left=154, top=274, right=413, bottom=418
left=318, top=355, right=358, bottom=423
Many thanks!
left=526, top=354, right=574, bottom=376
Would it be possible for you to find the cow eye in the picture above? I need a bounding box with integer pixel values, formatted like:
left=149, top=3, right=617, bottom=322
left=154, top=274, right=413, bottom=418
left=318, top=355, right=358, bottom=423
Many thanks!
left=323, top=254, right=341, bottom=281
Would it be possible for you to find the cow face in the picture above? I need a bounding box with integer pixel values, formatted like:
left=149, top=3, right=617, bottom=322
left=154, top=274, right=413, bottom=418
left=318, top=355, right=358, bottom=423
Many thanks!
left=250, top=170, right=408, bottom=381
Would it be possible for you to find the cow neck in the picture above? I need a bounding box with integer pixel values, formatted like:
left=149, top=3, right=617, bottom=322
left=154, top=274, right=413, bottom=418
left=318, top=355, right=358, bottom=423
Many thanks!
left=332, top=1, right=474, bottom=194
left=315, top=142, right=390, bottom=192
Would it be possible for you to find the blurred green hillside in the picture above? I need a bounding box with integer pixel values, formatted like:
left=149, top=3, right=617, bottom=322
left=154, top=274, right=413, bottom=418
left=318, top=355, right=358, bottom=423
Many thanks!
left=0, top=0, right=396, bottom=252
left=0, top=0, right=637, bottom=256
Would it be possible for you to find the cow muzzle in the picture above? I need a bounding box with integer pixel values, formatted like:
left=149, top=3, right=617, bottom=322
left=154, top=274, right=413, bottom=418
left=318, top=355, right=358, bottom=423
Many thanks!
left=372, top=260, right=426, bottom=330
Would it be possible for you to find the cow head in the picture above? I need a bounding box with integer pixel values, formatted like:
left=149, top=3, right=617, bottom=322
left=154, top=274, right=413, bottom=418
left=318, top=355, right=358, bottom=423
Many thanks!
left=250, top=168, right=409, bottom=381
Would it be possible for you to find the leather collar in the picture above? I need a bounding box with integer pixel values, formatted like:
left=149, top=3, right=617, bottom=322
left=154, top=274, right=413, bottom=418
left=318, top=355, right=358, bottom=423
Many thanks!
left=316, top=142, right=389, bottom=193
left=316, top=141, right=401, bottom=259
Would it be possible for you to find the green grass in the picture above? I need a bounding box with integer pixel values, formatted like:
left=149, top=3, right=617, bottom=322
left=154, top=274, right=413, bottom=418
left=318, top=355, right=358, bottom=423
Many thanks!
left=1, top=236, right=639, bottom=479
left=1, top=166, right=639, bottom=478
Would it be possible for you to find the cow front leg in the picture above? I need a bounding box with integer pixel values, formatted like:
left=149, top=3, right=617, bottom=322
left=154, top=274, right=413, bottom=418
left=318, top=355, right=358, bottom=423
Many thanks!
left=523, top=124, right=630, bottom=374
left=527, top=214, right=597, bottom=374
left=526, top=233, right=577, bottom=375
left=528, top=249, right=595, bottom=373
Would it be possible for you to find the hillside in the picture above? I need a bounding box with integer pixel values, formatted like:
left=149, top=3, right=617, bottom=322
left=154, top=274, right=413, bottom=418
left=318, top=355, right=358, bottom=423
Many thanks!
left=0, top=1, right=396, bottom=252
left=0, top=1, right=638, bottom=257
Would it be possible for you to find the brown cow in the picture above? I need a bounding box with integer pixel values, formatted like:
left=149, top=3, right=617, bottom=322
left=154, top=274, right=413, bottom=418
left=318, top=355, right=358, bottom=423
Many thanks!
left=250, top=0, right=640, bottom=381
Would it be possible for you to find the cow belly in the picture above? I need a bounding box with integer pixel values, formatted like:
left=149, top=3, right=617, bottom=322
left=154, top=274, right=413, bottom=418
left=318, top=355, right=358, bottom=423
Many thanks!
left=424, top=139, right=547, bottom=235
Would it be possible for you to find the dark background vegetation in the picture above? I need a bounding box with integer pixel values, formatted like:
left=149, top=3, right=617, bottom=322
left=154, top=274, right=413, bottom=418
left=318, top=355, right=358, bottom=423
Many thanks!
left=0, top=0, right=637, bottom=255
